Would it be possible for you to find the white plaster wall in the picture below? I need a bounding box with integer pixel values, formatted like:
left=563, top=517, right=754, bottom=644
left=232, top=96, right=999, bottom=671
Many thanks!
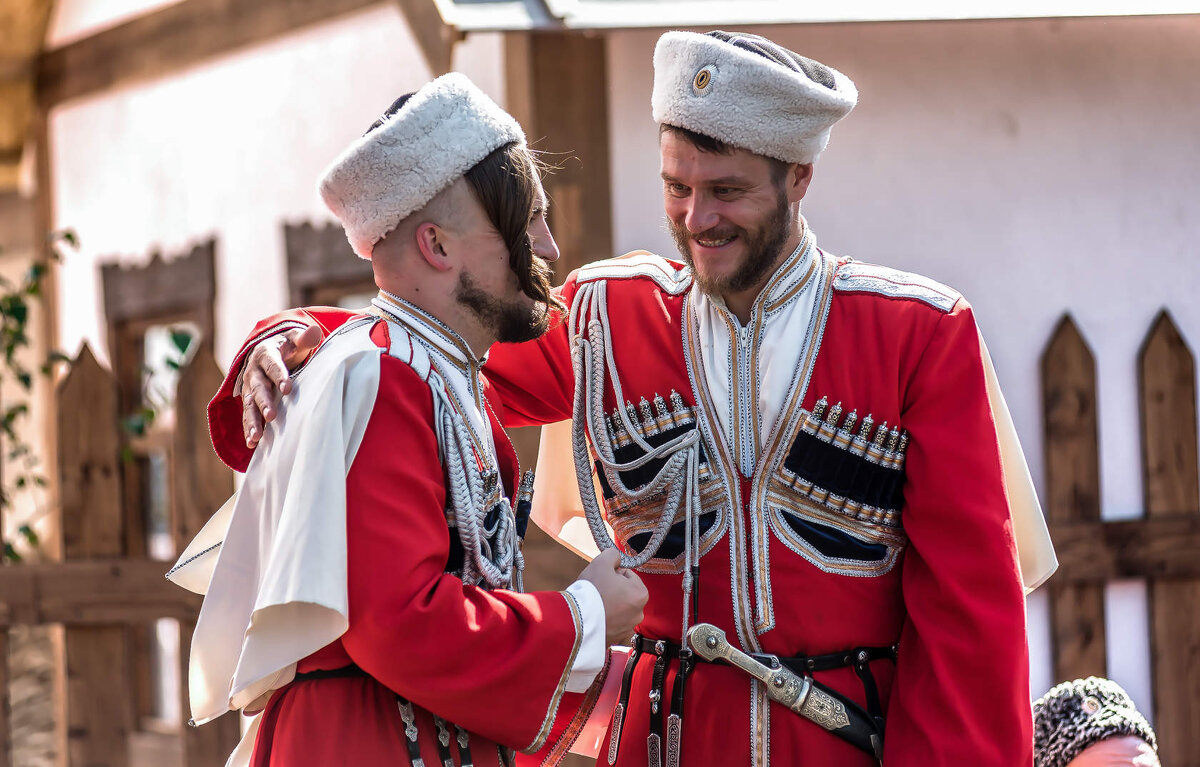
left=608, top=15, right=1200, bottom=716
left=50, top=5, right=506, bottom=369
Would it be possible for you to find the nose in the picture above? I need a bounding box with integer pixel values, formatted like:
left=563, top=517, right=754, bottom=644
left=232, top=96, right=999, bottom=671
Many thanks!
left=530, top=216, right=561, bottom=263
left=683, top=194, right=718, bottom=234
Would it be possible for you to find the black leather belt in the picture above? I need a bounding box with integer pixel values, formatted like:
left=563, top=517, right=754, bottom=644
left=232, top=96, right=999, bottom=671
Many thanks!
left=292, top=665, right=369, bottom=681
left=629, top=635, right=897, bottom=762
left=293, top=665, right=476, bottom=767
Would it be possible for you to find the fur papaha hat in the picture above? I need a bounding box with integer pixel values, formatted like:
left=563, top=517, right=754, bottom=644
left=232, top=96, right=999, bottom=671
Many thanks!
left=1033, top=677, right=1158, bottom=767
left=318, top=72, right=525, bottom=259
left=652, top=30, right=857, bottom=165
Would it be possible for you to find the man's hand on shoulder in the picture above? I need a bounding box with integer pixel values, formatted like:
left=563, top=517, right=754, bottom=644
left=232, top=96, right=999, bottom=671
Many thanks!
left=234, top=324, right=322, bottom=448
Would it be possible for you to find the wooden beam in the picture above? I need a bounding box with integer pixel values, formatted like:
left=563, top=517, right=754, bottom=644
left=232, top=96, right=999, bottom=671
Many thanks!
left=1048, top=516, right=1200, bottom=582
left=0, top=559, right=201, bottom=628
left=36, top=0, right=455, bottom=108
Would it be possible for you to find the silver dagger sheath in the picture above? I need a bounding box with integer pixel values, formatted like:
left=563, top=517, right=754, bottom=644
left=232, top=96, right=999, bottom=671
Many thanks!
left=686, top=623, right=883, bottom=760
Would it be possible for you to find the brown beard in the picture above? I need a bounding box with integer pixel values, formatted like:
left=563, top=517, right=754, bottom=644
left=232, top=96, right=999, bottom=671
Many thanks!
left=669, top=190, right=791, bottom=297
left=454, top=271, right=550, bottom=344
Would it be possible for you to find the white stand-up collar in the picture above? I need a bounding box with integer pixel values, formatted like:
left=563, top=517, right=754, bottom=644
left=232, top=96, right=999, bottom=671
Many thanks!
left=690, top=223, right=821, bottom=476
left=372, top=291, right=496, bottom=461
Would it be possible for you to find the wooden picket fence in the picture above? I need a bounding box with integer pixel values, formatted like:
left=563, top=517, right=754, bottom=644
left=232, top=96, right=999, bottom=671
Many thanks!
left=1043, top=310, right=1200, bottom=766
left=0, top=343, right=239, bottom=766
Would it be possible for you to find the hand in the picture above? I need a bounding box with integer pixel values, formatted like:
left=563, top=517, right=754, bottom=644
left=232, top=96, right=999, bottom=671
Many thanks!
left=234, top=324, right=322, bottom=448
left=579, top=547, right=648, bottom=646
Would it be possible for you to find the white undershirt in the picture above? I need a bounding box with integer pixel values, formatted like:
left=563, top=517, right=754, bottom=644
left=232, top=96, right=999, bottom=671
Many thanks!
left=691, top=231, right=822, bottom=477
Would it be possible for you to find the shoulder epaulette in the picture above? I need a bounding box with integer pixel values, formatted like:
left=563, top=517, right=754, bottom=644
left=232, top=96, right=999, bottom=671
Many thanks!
left=385, top=323, right=433, bottom=381
left=576, top=251, right=692, bottom=296
left=833, top=260, right=961, bottom=313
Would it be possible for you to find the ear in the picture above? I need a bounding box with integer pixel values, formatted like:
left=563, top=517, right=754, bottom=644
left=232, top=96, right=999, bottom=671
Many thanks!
left=414, top=222, right=454, bottom=272
left=786, top=163, right=815, bottom=204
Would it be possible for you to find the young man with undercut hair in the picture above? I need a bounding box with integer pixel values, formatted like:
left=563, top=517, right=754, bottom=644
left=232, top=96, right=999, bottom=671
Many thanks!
left=171, top=74, right=646, bottom=767
left=216, top=31, right=1056, bottom=766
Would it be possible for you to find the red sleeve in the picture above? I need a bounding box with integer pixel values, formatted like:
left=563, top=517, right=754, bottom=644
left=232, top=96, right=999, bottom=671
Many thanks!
left=884, top=301, right=1032, bottom=765
left=342, top=355, right=584, bottom=752
left=208, top=307, right=359, bottom=471
left=483, top=281, right=578, bottom=428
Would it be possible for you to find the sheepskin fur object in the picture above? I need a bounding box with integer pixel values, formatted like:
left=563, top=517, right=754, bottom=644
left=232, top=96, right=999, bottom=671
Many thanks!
left=652, top=31, right=857, bottom=165
left=1033, top=677, right=1158, bottom=767
left=319, top=72, right=525, bottom=259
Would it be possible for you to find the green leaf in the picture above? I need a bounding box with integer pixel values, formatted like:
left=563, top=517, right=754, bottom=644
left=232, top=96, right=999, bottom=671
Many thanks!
left=170, top=328, right=194, bottom=355
left=3, top=403, right=28, bottom=425
left=122, top=407, right=158, bottom=436
left=3, top=542, right=21, bottom=563
left=18, top=524, right=38, bottom=546
left=5, top=297, right=27, bottom=325
left=122, top=414, right=147, bottom=436
left=16, top=371, right=31, bottom=390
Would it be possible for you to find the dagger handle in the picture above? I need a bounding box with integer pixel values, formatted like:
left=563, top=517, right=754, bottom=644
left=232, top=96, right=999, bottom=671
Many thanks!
left=686, top=624, right=812, bottom=712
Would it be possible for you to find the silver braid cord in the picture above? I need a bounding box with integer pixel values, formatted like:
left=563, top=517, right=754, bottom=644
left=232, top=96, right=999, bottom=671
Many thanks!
left=568, top=281, right=702, bottom=570
left=680, top=445, right=700, bottom=640
left=432, top=372, right=516, bottom=590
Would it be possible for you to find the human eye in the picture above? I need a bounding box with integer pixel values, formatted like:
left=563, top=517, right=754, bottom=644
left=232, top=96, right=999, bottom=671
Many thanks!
left=664, top=182, right=690, bottom=197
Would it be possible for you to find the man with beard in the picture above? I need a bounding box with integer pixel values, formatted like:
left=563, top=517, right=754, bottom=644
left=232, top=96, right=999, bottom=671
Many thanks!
left=174, top=73, right=647, bottom=767
left=215, top=32, right=1055, bottom=766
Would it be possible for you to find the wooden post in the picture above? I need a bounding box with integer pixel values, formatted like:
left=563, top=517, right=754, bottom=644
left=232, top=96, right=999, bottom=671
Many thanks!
left=518, top=32, right=614, bottom=281
left=171, top=350, right=240, bottom=764
left=1041, top=315, right=1106, bottom=681
left=1138, top=311, right=1200, bottom=764
left=0, top=629, right=9, bottom=767
left=500, top=29, right=609, bottom=598
left=58, top=344, right=131, bottom=766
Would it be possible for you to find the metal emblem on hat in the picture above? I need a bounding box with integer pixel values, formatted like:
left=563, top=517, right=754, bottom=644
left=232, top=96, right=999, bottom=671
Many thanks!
left=692, top=65, right=717, bottom=96
left=1082, top=695, right=1101, bottom=714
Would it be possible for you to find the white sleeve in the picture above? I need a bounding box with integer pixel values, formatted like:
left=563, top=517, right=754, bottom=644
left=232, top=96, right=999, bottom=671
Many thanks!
left=563, top=579, right=607, bottom=693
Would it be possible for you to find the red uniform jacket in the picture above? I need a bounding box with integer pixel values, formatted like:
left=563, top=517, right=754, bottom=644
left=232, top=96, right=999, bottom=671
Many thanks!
left=209, top=313, right=588, bottom=767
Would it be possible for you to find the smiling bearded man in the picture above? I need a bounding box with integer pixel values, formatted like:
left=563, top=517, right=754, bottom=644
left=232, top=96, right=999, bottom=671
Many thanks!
left=207, top=30, right=1057, bottom=767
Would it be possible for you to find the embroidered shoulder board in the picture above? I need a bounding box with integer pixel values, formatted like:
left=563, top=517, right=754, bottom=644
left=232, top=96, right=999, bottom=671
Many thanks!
left=382, top=321, right=434, bottom=381
left=833, top=260, right=961, bottom=313
left=576, top=251, right=692, bottom=295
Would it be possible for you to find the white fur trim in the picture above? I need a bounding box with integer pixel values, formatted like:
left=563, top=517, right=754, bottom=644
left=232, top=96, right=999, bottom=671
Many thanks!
left=318, top=72, right=525, bottom=259
left=652, top=31, right=857, bottom=165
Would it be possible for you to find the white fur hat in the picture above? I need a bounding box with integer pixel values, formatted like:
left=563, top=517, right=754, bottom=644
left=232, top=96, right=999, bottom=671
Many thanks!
left=319, top=72, right=525, bottom=259
left=652, top=31, right=857, bottom=165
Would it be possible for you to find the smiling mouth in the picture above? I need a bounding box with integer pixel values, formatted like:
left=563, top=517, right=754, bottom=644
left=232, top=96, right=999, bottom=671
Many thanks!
left=695, top=235, right=735, bottom=248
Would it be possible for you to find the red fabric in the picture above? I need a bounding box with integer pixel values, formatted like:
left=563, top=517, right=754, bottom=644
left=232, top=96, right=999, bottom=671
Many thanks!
left=234, top=321, right=582, bottom=766
left=211, top=257, right=1033, bottom=764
